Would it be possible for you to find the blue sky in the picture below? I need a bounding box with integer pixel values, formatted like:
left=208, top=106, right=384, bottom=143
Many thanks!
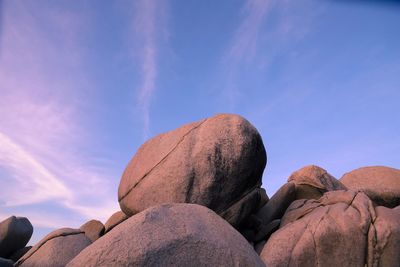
left=0, top=0, right=399, bottom=244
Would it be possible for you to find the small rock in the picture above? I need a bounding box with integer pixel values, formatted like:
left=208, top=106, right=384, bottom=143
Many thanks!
left=104, top=211, right=128, bottom=234
left=80, top=220, right=104, bottom=242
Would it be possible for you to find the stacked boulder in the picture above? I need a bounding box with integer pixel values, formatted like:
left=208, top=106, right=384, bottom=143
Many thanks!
left=118, top=114, right=267, bottom=228
left=0, top=216, right=33, bottom=266
left=4, top=114, right=400, bottom=266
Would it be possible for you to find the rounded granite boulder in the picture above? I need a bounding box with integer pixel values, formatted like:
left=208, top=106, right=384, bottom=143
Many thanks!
left=67, top=203, right=265, bottom=267
left=118, top=114, right=267, bottom=227
left=340, top=166, right=400, bottom=207
left=0, top=216, right=33, bottom=258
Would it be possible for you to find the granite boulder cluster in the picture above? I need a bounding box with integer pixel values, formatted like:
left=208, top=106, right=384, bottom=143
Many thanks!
left=1, top=114, right=399, bottom=266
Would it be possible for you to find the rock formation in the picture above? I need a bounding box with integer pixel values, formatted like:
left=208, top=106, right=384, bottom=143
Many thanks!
left=118, top=114, right=266, bottom=228
left=2, top=114, right=399, bottom=266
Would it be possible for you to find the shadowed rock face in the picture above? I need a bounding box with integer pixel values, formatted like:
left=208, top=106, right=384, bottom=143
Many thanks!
left=118, top=114, right=267, bottom=227
left=340, top=166, right=400, bottom=208
left=0, top=216, right=33, bottom=258
left=260, top=190, right=400, bottom=267
left=67, top=203, right=266, bottom=267
left=16, top=228, right=91, bottom=267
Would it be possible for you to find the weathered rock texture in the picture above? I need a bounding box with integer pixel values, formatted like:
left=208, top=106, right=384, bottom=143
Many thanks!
left=260, top=190, right=400, bottom=267
left=80, top=220, right=104, bottom=242
left=67, top=203, right=265, bottom=267
left=118, top=114, right=266, bottom=228
left=0, top=216, right=33, bottom=258
left=340, top=166, right=400, bottom=208
left=288, top=165, right=347, bottom=200
left=16, top=228, right=91, bottom=267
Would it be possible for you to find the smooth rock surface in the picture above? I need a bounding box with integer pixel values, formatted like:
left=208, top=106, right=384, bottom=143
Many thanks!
left=16, top=228, right=91, bottom=267
left=118, top=114, right=267, bottom=227
left=340, top=166, right=400, bottom=207
left=104, top=211, right=128, bottom=234
left=0, top=216, right=33, bottom=258
left=67, top=203, right=265, bottom=267
left=80, top=220, right=104, bottom=242
left=288, top=165, right=346, bottom=200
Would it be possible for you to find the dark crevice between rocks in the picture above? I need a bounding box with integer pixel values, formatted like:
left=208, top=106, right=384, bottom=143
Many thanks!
left=344, top=192, right=358, bottom=213
left=366, top=207, right=378, bottom=267
left=218, top=184, right=260, bottom=220
left=119, top=118, right=209, bottom=202
left=15, top=230, right=85, bottom=266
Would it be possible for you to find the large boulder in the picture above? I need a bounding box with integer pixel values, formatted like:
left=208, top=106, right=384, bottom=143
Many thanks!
left=0, top=216, right=33, bottom=258
left=104, top=211, right=128, bottom=234
left=118, top=114, right=267, bottom=227
left=340, top=166, right=400, bottom=207
left=288, top=165, right=346, bottom=200
left=260, top=190, right=400, bottom=267
left=16, top=228, right=91, bottom=267
left=67, top=203, right=265, bottom=267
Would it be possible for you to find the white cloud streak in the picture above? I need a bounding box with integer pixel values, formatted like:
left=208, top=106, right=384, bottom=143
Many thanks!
left=133, top=0, right=168, bottom=139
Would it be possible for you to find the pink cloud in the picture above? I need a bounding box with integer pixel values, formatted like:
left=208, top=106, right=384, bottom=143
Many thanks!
left=0, top=2, right=118, bottom=226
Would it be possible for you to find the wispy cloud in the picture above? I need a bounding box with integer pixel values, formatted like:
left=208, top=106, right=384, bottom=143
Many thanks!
left=132, top=0, right=168, bottom=139
left=221, top=0, right=272, bottom=109
left=0, top=1, right=118, bottom=228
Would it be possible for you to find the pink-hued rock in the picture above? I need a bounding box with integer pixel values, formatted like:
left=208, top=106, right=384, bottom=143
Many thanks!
left=370, top=205, right=400, bottom=266
left=104, top=211, right=128, bottom=234
left=288, top=165, right=346, bottom=200
left=118, top=114, right=266, bottom=227
left=16, top=228, right=91, bottom=267
left=67, top=203, right=265, bottom=267
left=80, top=220, right=104, bottom=242
left=260, top=190, right=400, bottom=267
left=340, top=166, right=400, bottom=207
